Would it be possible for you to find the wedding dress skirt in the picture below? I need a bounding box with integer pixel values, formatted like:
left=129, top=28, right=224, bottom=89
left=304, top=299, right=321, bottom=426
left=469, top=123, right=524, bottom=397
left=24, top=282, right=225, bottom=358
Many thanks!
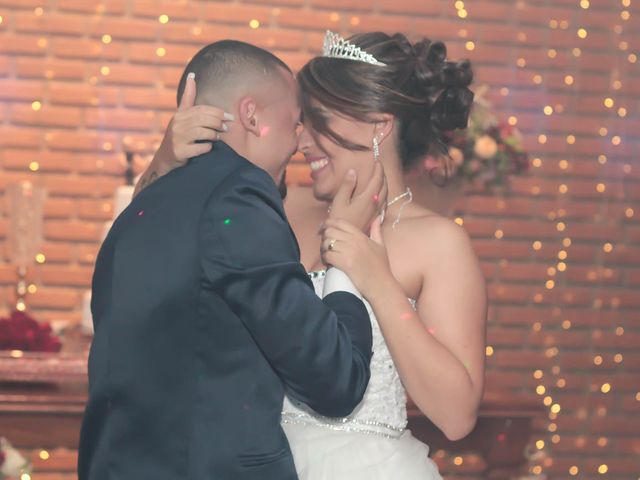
left=281, top=271, right=442, bottom=479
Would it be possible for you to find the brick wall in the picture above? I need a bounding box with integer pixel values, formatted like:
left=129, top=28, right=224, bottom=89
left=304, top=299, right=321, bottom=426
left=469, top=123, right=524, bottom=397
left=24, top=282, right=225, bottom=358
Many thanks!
left=1, top=0, right=639, bottom=479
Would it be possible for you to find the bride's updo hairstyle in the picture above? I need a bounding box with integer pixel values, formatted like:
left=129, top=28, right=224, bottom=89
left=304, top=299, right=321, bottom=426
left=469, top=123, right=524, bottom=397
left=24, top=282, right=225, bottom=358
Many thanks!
left=298, top=32, right=473, bottom=171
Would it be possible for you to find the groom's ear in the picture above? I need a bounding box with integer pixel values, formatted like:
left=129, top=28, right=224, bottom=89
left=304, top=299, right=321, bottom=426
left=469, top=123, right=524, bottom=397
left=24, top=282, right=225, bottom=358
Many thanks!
left=238, top=96, right=261, bottom=137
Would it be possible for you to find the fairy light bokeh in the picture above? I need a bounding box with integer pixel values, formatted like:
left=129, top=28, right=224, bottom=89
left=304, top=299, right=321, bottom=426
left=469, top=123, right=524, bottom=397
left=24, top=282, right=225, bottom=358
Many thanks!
left=0, top=0, right=637, bottom=478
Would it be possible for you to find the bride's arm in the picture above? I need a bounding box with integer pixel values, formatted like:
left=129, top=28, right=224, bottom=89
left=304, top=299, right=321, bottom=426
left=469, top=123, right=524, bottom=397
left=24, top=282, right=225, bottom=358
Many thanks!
left=322, top=218, right=486, bottom=441
left=134, top=73, right=234, bottom=197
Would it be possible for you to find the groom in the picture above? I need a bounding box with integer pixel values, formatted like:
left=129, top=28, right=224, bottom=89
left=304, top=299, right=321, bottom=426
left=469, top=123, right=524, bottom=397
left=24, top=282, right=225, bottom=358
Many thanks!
left=78, top=41, right=379, bottom=480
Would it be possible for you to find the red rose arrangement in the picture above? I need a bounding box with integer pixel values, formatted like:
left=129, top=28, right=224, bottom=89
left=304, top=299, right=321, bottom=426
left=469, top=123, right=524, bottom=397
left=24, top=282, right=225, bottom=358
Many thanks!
left=0, top=310, right=62, bottom=352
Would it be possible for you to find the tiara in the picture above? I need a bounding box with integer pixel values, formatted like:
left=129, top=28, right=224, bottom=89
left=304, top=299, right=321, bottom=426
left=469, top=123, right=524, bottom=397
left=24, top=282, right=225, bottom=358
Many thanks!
left=322, top=30, right=386, bottom=66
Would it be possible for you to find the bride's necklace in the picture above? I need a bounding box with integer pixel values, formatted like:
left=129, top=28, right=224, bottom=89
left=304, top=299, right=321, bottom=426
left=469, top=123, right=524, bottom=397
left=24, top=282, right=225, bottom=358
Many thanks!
left=385, top=188, right=413, bottom=229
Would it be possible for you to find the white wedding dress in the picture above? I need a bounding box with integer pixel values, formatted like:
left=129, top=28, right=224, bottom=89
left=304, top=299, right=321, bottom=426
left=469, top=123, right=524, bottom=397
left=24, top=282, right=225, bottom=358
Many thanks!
left=281, top=271, right=442, bottom=479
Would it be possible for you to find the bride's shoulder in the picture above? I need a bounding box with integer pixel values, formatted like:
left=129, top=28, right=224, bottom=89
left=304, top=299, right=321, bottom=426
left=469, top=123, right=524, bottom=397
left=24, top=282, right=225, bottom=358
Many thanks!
left=403, top=208, right=474, bottom=256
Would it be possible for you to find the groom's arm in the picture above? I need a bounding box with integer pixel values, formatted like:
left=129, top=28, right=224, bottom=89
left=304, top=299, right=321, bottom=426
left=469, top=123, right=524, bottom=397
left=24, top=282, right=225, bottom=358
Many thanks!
left=200, top=164, right=373, bottom=418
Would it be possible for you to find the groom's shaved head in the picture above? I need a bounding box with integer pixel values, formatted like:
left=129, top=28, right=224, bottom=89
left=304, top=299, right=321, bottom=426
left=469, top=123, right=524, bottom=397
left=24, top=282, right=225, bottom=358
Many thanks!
left=177, top=40, right=292, bottom=108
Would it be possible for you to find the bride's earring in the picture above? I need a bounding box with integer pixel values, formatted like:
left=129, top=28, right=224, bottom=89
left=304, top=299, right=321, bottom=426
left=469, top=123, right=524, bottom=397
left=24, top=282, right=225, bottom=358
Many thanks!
left=372, top=136, right=380, bottom=162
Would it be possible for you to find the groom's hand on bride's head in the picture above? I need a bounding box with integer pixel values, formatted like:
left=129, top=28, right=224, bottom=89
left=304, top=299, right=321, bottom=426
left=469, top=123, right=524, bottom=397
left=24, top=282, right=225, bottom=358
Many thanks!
left=327, top=161, right=388, bottom=233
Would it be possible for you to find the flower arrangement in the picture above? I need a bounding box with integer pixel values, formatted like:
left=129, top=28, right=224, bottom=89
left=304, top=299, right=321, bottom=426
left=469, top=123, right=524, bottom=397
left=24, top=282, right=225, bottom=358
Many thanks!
left=0, top=310, right=62, bottom=352
left=425, top=85, right=530, bottom=189
left=0, top=437, right=32, bottom=480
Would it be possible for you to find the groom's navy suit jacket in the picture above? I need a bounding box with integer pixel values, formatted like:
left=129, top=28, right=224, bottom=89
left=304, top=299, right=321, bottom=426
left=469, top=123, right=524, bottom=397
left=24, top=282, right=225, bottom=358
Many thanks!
left=78, top=142, right=373, bottom=480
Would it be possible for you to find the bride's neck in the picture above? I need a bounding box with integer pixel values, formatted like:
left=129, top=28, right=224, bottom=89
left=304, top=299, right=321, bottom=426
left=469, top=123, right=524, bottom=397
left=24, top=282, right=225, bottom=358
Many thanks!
left=380, top=153, right=409, bottom=204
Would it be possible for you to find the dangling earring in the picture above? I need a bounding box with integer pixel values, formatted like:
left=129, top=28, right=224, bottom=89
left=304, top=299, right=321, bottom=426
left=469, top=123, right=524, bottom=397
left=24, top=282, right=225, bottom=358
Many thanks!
left=373, top=136, right=380, bottom=162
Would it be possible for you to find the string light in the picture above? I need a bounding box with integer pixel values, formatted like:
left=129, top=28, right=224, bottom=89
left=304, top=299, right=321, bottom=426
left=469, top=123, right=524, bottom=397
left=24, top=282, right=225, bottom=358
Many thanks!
left=9, top=3, right=632, bottom=478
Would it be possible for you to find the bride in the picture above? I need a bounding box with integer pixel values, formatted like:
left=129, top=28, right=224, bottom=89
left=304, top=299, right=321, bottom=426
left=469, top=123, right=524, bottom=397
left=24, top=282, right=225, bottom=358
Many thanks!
left=137, top=31, right=486, bottom=479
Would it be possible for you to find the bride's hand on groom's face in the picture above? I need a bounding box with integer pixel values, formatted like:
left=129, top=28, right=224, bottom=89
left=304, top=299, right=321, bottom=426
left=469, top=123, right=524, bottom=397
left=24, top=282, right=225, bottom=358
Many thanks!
left=326, top=161, right=388, bottom=233
left=157, top=73, right=235, bottom=170
left=320, top=217, right=392, bottom=298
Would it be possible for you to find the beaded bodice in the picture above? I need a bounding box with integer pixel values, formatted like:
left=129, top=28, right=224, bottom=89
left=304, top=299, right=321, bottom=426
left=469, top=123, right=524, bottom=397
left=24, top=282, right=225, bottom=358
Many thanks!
left=281, top=271, right=409, bottom=438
